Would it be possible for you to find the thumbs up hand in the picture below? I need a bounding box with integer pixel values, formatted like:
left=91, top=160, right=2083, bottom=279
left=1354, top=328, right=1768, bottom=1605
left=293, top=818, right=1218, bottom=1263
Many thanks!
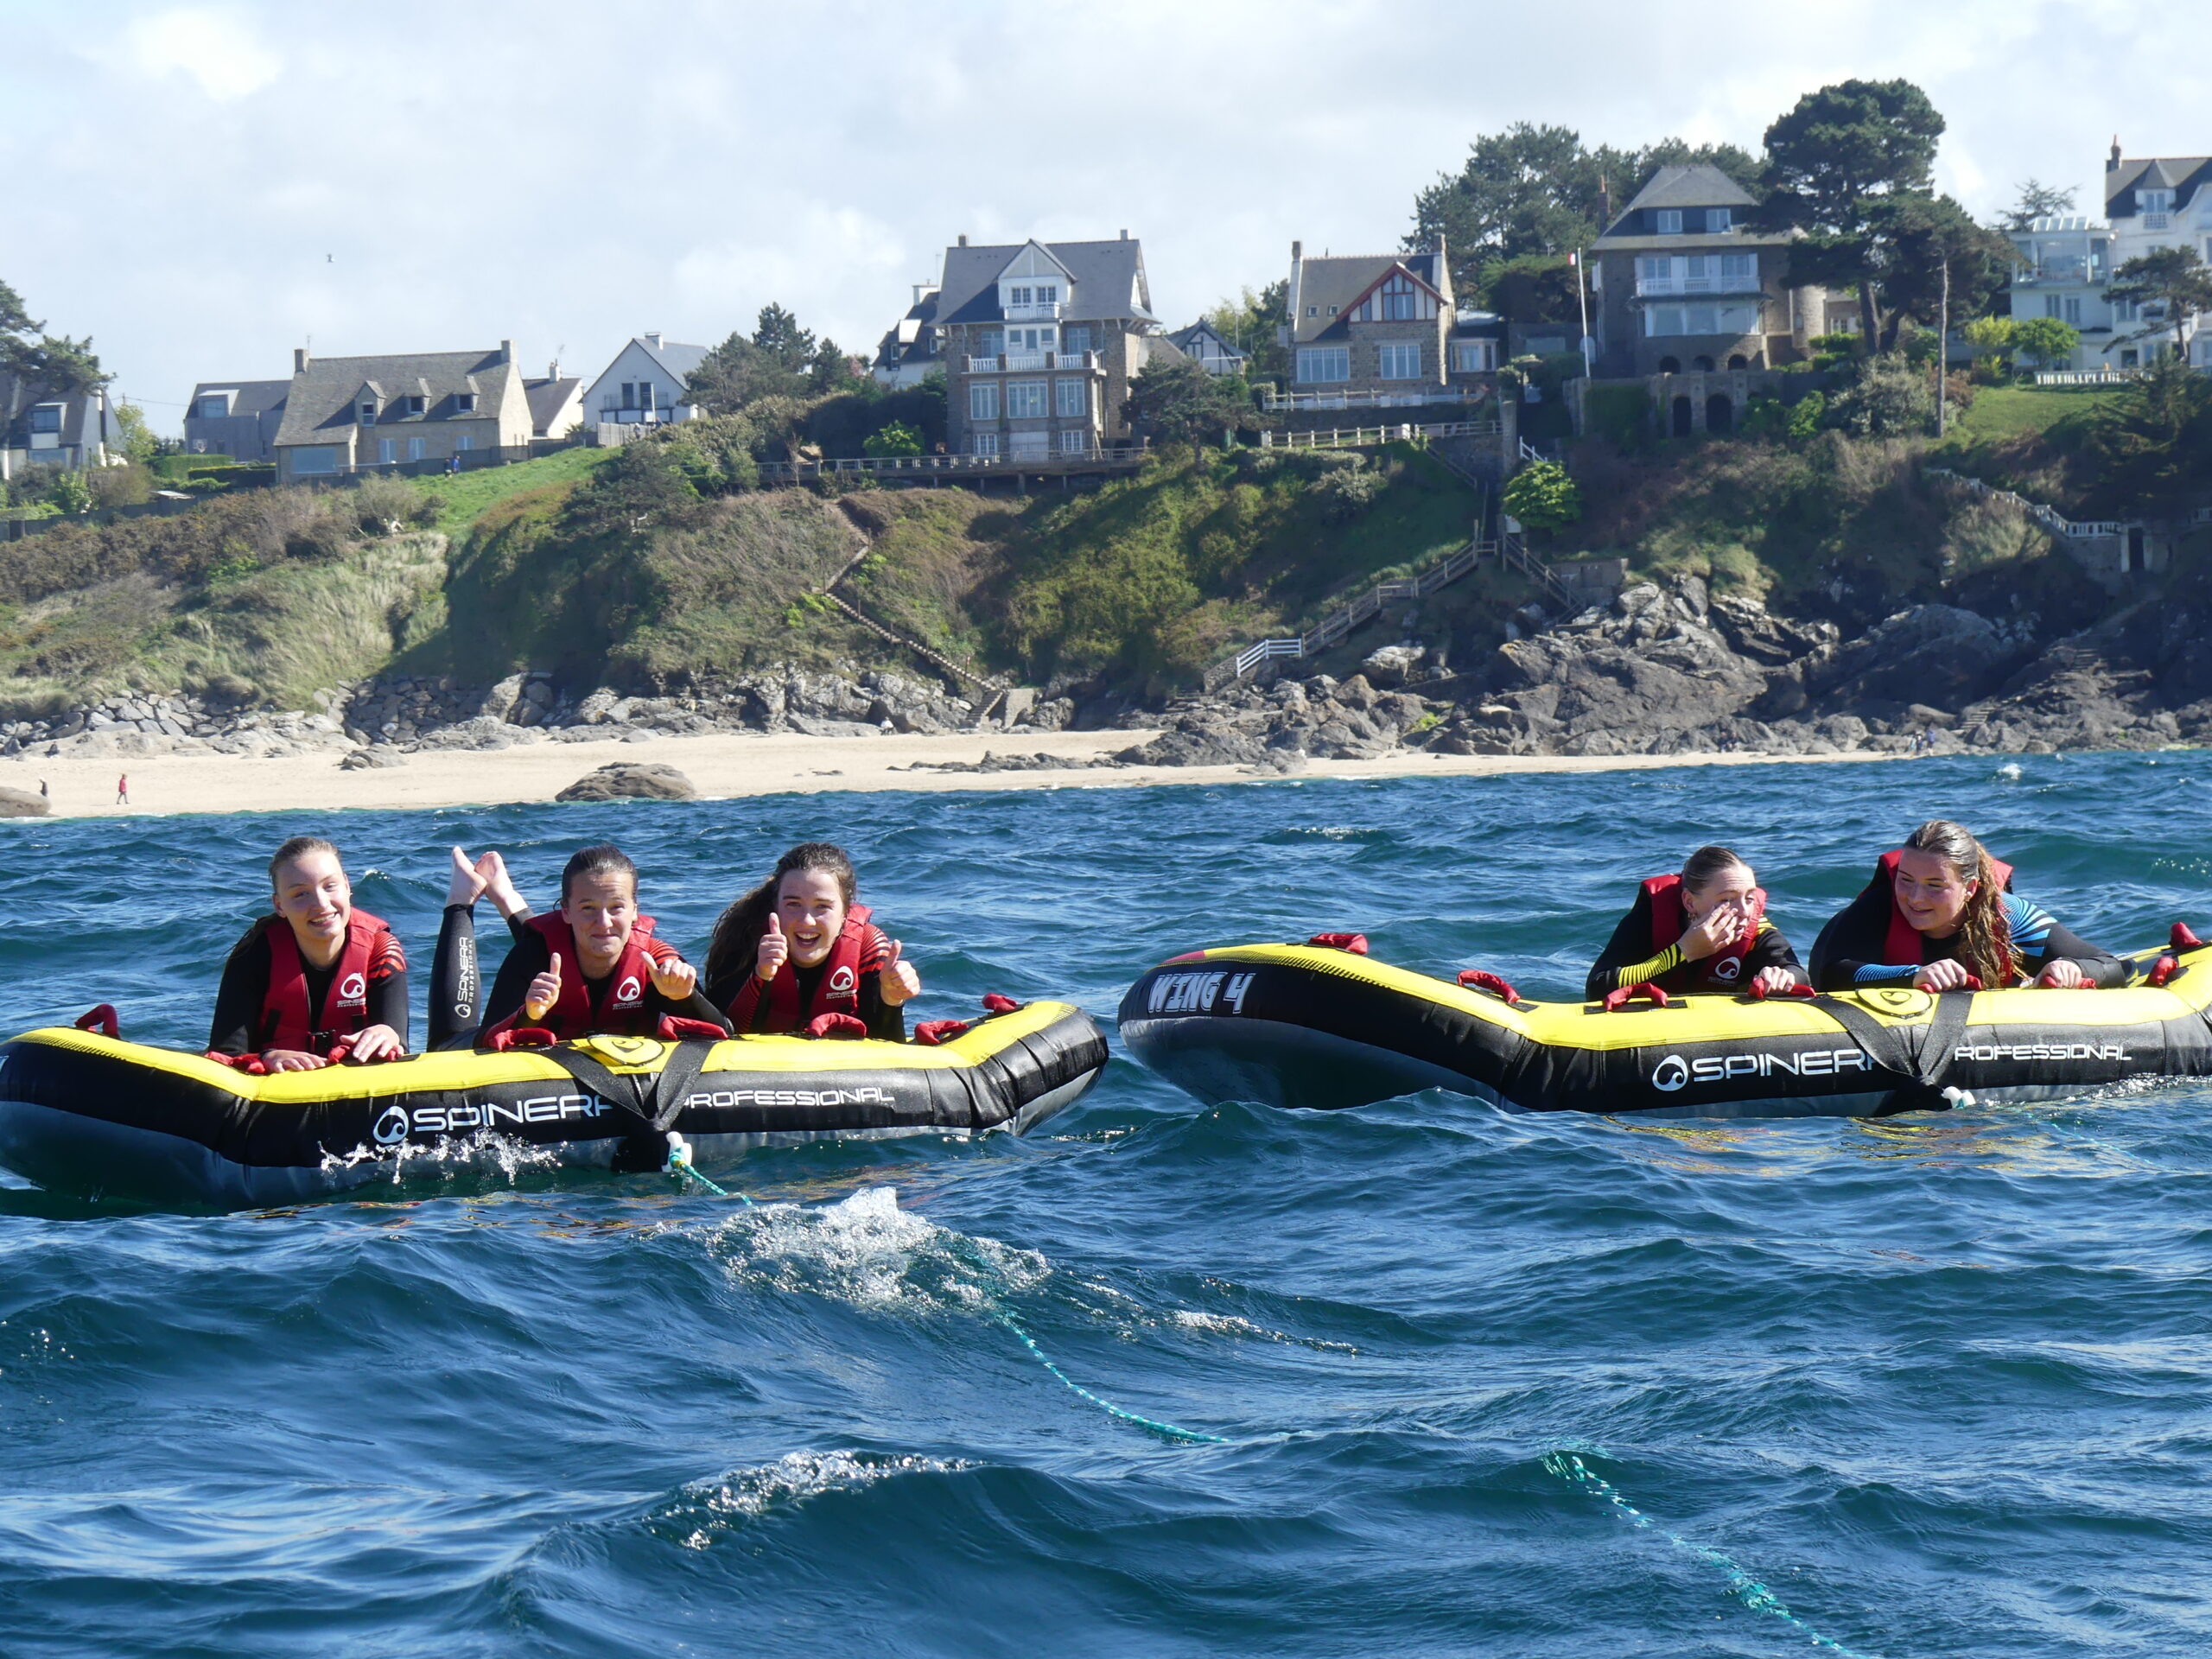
left=524, top=951, right=563, bottom=1021
left=652, top=956, right=697, bottom=1000
left=756, top=914, right=789, bottom=982
left=879, top=938, right=921, bottom=1006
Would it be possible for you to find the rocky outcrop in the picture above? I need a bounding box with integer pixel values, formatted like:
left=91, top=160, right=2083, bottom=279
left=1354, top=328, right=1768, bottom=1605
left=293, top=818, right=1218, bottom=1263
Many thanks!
left=556, top=762, right=700, bottom=803
left=0, top=786, right=49, bottom=817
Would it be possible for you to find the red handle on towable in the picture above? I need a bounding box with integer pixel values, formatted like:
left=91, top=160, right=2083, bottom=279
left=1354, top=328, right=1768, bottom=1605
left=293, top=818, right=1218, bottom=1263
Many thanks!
left=1307, top=933, right=1370, bottom=955
left=807, top=1012, right=869, bottom=1039
left=1746, top=979, right=1818, bottom=1001
left=2171, top=922, right=2204, bottom=951
left=913, top=1019, right=970, bottom=1046
left=1456, top=969, right=1522, bottom=1005
left=73, top=1004, right=120, bottom=1039
left=1600, top=983, right=1670, bottom=1012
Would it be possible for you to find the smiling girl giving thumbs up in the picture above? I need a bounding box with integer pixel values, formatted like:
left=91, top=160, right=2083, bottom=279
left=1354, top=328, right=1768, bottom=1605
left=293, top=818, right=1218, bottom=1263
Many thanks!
left=479, top=844, right=729, bottom=1045
left=704, top=842, right=919, bottom=1040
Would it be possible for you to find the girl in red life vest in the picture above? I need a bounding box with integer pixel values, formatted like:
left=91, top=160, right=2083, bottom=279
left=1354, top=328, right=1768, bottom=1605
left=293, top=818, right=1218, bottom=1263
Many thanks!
left=478, top=843, right=730, bottom=1042
left=703, top=842, right=920, bottom=1039
left=1584, top=844, right=1803, bottom=1001
left=209, top=836, right=408, bottom=1071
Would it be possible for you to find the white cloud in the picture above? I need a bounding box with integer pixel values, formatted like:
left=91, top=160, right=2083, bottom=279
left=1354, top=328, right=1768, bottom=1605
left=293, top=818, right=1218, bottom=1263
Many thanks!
left=122, top=6, right=281, bottom=101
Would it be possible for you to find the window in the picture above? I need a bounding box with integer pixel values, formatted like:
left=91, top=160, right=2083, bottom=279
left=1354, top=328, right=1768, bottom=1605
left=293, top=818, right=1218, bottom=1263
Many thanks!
left=1639, top=256, right=1669, bottom=280
left=979, top=327, right=1004, bottom=356
left=1450, top=340, right=1495, bottom=373
left=1055, top=378, right=1088, bottom=418
left=2044, top=295, right=2063, bottom=318
left=969, top=382, right=1000, bottom=422
left=1644, top=302, right=1758, bottom=336
left=1306, top=305, right=1317, bottom=317
left=1297, top=346, right=1350, bottom=383
left=2064, top=296, right=2082, bottom=325
left=1009, top=431, right=1049, bottom=460
left=289, top=445, right=340, bottom=474
left=357, top=399, right=377, bottom=425
left=1009, top=286, right=1031, bottom=307
left=1656, top=209, right=1683, bottom=233
left=455, top=434, right=473, bottom=452
left=1707, top=207, right=1732, bottom=232
left=1376, top=341, right=1422, bottom=379
left=1327, top=303, right=1339, bottom=315
left=1063, top=326, right=1091, bottom=354
left=2140, top=188, right=2174, bottom=214
left=1036, top=284, right=1058, bottom=304
left=619, top=382, right=636, bottom=409
left=1720, top=253, right=1756, bottom=281
left=29, top=404, right=62, bottom=434
left=1375, top=272, right=1423, bottom=321
left=971, top=431, right=1000, bottom=456
left=194, top=394, right=231, bottom=420
left=1058, top=429, right=1090, bottom=455
left=454, top=392, right=477, bottom=413
left=635, top=382, right=653, bottom=410
left=404, top=395, right=426, bottom=415
left=407, top=436, right=426, bottom=461
left=1006, top=380, right=1048, bottom=418
left=378, top=438, right=397, bottom=463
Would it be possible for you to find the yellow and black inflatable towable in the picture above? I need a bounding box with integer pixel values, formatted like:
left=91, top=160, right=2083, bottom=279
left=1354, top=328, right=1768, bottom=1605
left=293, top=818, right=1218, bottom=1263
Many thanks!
left=1119, top=940, right=2212, bottom=1117
left=0, top=1001, right=1106, bottom=1206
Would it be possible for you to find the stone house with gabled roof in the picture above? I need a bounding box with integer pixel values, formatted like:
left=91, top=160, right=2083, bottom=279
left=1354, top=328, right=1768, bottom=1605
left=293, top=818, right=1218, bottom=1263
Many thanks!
left=271, top=341, right=532, bottom=482
left=934, top=232, right=1178, bottom=458
left=1587, top=164, right=1827, bottom=378
left=1282, top=241, right=1497, bottom=406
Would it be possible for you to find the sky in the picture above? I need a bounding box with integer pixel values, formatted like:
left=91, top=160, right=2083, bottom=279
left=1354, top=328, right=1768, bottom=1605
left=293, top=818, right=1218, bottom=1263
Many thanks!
left=3, top=0, right=2200, bottom=433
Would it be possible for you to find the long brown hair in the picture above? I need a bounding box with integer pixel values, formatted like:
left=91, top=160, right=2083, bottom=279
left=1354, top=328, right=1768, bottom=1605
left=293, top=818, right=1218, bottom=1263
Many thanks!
left=1903, top=819, right=2012, bottom=983
left=704, top=842, right=858, bottom=988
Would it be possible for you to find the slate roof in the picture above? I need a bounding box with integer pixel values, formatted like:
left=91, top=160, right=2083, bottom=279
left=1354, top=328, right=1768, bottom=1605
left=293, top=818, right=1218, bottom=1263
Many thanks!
left=1167, top=321, right=1248, bottom=360
left=273, top=348, right=519, bottom=447
left=1, top=376, right=109, bottom=452
left=1289, top=249, right=1449, bottom=344
left=188, top=378, right=290, bottom=418
left=934, top=238, right=1155, bottom=327
left=628, top=336, right=709, bottom=383
left=1620, top=163, right=1758, bottom=213
left=2107, top=156, right=2212, bottom=215
left=523, top=376, right=581, bottom=435
left=874, top=289, right=943, bottom=374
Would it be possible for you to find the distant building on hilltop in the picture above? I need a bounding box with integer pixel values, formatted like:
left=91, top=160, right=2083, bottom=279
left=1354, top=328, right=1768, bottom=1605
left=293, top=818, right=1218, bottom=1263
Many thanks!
left=523, top=366, right=585, bottom=441
left=1586, top=163, right=1827, bottom=379
left=184, top=378, right=289, bottom=461
left=580, top=334, right=709, bottom=435
left=2005, top=215, right=2114, bottom=372
left=932, top=232, right=1179, bottom=458
left=2102, top=140, right=2212, bottom=369
left=1166, top=319, right=1249, bottom=376
left=871, top=284, right=944, bottom=389
left=1281, top=240, right=1497, bottom=410
left=270, top=341, right=534, bottom=484
left=1, top=377, right=116, bottom=480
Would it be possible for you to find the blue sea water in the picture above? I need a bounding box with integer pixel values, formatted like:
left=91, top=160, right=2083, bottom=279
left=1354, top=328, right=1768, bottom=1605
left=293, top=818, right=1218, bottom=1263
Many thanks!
left=4, top=750, right=2212, bottom=1656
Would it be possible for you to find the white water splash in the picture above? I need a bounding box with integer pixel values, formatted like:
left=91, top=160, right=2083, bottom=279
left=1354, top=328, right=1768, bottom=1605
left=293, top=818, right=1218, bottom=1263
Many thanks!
left=317, top=1130, right=565, bottom=1186
left=663, top=1449, right=975, bottom=1548
left=1996, top=762, right=2024, bottom=781
left=1171, top=1309, right=1359, bottom=1354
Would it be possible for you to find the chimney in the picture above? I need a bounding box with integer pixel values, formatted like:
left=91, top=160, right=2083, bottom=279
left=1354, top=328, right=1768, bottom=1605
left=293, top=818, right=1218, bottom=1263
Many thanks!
left=1119, top=228, right=1128, bottom=239
left=1291, top=239, right=1302, bottom=264
left=498, top=339, right=513, bottom=362
left=294, top=346, right=309, bottom=372
left=957, top=233, right=968, bottom=246
left=644, top=330, right=662, bottom=348
left=548, top=359, right=558, bottom=380
left=2109, top=136, right=2123, bottom=172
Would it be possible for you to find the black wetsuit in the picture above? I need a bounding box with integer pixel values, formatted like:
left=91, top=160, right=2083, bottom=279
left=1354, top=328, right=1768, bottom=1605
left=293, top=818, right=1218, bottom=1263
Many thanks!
left=427, top=903, right=535, bottom=1049
left=1585, top=889, right=1802, bottom=999
left=1809, top=886, right=2126, bottom=991
left=209, top=918, right=409, bottom=1056
left=705, top=957, right=906, bottom=1042
left=479, top=923, right=729, bottom=1036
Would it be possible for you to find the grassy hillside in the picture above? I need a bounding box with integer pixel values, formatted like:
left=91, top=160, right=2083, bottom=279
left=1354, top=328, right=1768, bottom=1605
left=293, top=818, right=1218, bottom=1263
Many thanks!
left=401, top=445, right=612, bottom=534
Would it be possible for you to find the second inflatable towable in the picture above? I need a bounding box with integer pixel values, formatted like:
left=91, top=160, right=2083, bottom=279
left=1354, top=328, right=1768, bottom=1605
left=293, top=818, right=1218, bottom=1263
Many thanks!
left=0, top=1000, right=1106, bottom=1207
left=1118, top=939, right=2212, bottom=1118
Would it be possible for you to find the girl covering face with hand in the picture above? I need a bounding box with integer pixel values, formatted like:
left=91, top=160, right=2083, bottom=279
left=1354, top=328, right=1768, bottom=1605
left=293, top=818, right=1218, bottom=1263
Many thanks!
left=704, top=842, right=919, bottom=1039
left=1584, top=843, right=1804, bottom=1001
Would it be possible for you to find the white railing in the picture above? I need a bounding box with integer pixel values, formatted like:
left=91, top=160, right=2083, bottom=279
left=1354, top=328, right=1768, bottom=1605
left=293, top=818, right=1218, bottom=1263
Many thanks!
left=964, top=351, right=1096, bottom=374
left=1258, top=417, right=1503, bottom=452
left=2193, top=506, right=2212, bottom=525
left=755, top=443, right=1148, bottom=483
left=1635, top=275, right=1763, bottom=297
left=2013, top=264, right=2104, bottom=288
left=1002, top=301, right=1062, bottom=321
left=2035, top=370, right=2125, bottom=385
left=1924, top=465, right=2139, bottom=544
left=1261, top=384, right=1497, bottom=412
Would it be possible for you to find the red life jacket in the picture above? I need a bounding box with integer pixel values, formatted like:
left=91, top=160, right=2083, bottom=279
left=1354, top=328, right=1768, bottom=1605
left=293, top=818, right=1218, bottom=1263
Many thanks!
left=1642, top=874, right=1763, bottom=989
left=725, top=904, right=875, bottom=1034
left=522, top=911, right=682, bottom=1039
left=1871, top=848, right=2017, bottom=980
left=259, top=908, right=396, bottom=1052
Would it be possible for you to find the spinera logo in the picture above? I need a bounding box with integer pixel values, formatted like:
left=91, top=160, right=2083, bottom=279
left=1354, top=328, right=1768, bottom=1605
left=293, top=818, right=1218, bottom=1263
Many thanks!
left=372, top=1103, right=410, bottom=1146
left=614, top=976, right=643, bottom=1005
left=337, top=971, right=367, bottom=1004
left=828, top=964, right=857, bottom=995
left=1710, top=957, right=1741, bottom=982
left=1652, top=1054, right=1691, bottom=1092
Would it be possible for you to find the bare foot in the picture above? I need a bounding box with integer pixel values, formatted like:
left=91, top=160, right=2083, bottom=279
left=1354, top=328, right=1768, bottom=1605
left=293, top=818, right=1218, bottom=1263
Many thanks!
left=446, top=846, right=489, bottom=907
left=477, top=850, right=530, bottom=919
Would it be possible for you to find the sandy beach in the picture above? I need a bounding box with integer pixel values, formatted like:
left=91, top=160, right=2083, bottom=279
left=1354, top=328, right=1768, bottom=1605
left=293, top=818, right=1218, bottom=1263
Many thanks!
left=7, top=727, right=1894, bottom=820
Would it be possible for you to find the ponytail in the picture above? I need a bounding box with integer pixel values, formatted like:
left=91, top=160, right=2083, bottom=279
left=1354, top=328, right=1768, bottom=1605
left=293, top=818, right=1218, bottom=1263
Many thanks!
left=1903, top=820, right=2013, bottom=985
left=704, top=842, right=858, bottom=988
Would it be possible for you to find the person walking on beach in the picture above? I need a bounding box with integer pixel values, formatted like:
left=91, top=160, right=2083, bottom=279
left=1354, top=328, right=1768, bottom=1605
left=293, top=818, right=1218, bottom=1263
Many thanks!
left=38, top=779, right=48, bottom=802
left=116, top=773, right=129, bottom=806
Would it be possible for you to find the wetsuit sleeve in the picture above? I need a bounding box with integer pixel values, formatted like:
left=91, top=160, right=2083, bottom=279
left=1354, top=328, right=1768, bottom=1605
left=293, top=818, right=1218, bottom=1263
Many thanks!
left=426, top=906, right=532, bottom=1048
left=367, top=958, right=410, bottom=1050
left=1809, top=885, right=1919, bottom=990
left=859, top=925, right=907, bottom=1040
left=2008, top=896, right=2129, bottom=988
left=208, top=924, right=273, bottom=1056
left=1745, top=922, right=1803, bottom=982
left=1586, top=891, right=1675, bottom=999
left=651, top=982, right=734, bottom=1033
left=480, top=927, right=552, bottom=1032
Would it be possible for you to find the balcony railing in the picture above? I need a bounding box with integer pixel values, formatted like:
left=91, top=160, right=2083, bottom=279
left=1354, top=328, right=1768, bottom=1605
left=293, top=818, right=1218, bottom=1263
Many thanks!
left=1635, top=274, right=1763, bottom=297
left=1002, top=301, right=1062, bottom=321
left=964, top=351, right=1097, bottom=374
left=2013, top=262, right=2106, bottom=287
left=1260, top=383, right=1495, bottom=412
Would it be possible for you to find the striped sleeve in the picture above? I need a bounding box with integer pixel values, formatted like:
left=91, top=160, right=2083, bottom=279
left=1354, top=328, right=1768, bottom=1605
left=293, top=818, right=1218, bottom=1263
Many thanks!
left=2003, top=893, right=2057, bottom=959
left=368, top=931, right=408, bottom=978
left=859, top=925, right=894, bottom=973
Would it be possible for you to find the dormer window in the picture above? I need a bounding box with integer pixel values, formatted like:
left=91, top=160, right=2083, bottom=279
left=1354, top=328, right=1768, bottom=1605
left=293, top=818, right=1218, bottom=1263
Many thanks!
left=1656, top=209, right=1684, bottom=233
left=1036, top=284, right=1057, bottom=304
left=1328, top=304, right=1339, bottom=315
left=29, top=404, right=62, bottom=435
left=1009, top=286, right=1032, bottom=307
left=2141, top=188, right=2174, bottom=214
left=356, top=398, right=378, bottom=425
left=1707, top=207, right=1732, bottom=232
left=405, top=395, right=426, bottom=415
left=194, top=392, right=232, bottom=419
left=454, top=392, right=477, bottom=413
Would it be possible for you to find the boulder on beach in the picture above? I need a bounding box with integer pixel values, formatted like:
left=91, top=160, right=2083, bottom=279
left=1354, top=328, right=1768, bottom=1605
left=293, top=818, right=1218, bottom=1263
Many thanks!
left=556, top=761, right=699, bottom=803
left=340, top=747, right=406, bottom=770
left=0, top=786, right=50, bottom=818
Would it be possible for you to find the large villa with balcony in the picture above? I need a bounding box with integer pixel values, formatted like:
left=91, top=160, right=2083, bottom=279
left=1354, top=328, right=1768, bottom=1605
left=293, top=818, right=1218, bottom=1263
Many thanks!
left=932, top=232, right=1181, bottom=459
left=1587, top=164, right=1828, bottom=378
left=2005, top=216, right=2116, bottom=372
left=1280, top=240, right=1501, bottom=410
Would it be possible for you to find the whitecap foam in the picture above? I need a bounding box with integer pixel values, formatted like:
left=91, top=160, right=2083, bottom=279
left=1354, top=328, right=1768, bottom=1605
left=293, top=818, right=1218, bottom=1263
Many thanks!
left=663, top=1449, right=975, bottom=1548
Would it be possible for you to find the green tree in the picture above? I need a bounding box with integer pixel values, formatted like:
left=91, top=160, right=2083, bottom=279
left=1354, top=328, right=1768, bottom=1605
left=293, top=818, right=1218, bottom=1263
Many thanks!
left=1963, top=315, right=2018, bottom=374
left=113, top=401, right=160, bottom=466
left=1503, top=459, right=1581, bottom=533
left=1478, top=253, right=1585, bottom=323
left=2011, top=315, right=2080, bottom=371
left=1825, top=352, right=1935, bottom=436
left=45, top=469, right=93, bottom=516
left=1755, top=78, right=1947, bottom=349
left=2080, top=359, right=2212, bottom=512
left=1121, top=360, right=1252, bottom=446
left=1871, top=194, right=2015, bottom=348
left=862, top=420, right=923, bottom=458
left=0, top=278, right=105, bottom=439
left=750, top=302, right=815, bottom=368
left=685, top=302, right=834, bottom=413
left=2003, top=178, right=2077, bottom=232
left=1205, top=280, right=1290, bottom=385
left=2103, top=246, right=2212, bottom=359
